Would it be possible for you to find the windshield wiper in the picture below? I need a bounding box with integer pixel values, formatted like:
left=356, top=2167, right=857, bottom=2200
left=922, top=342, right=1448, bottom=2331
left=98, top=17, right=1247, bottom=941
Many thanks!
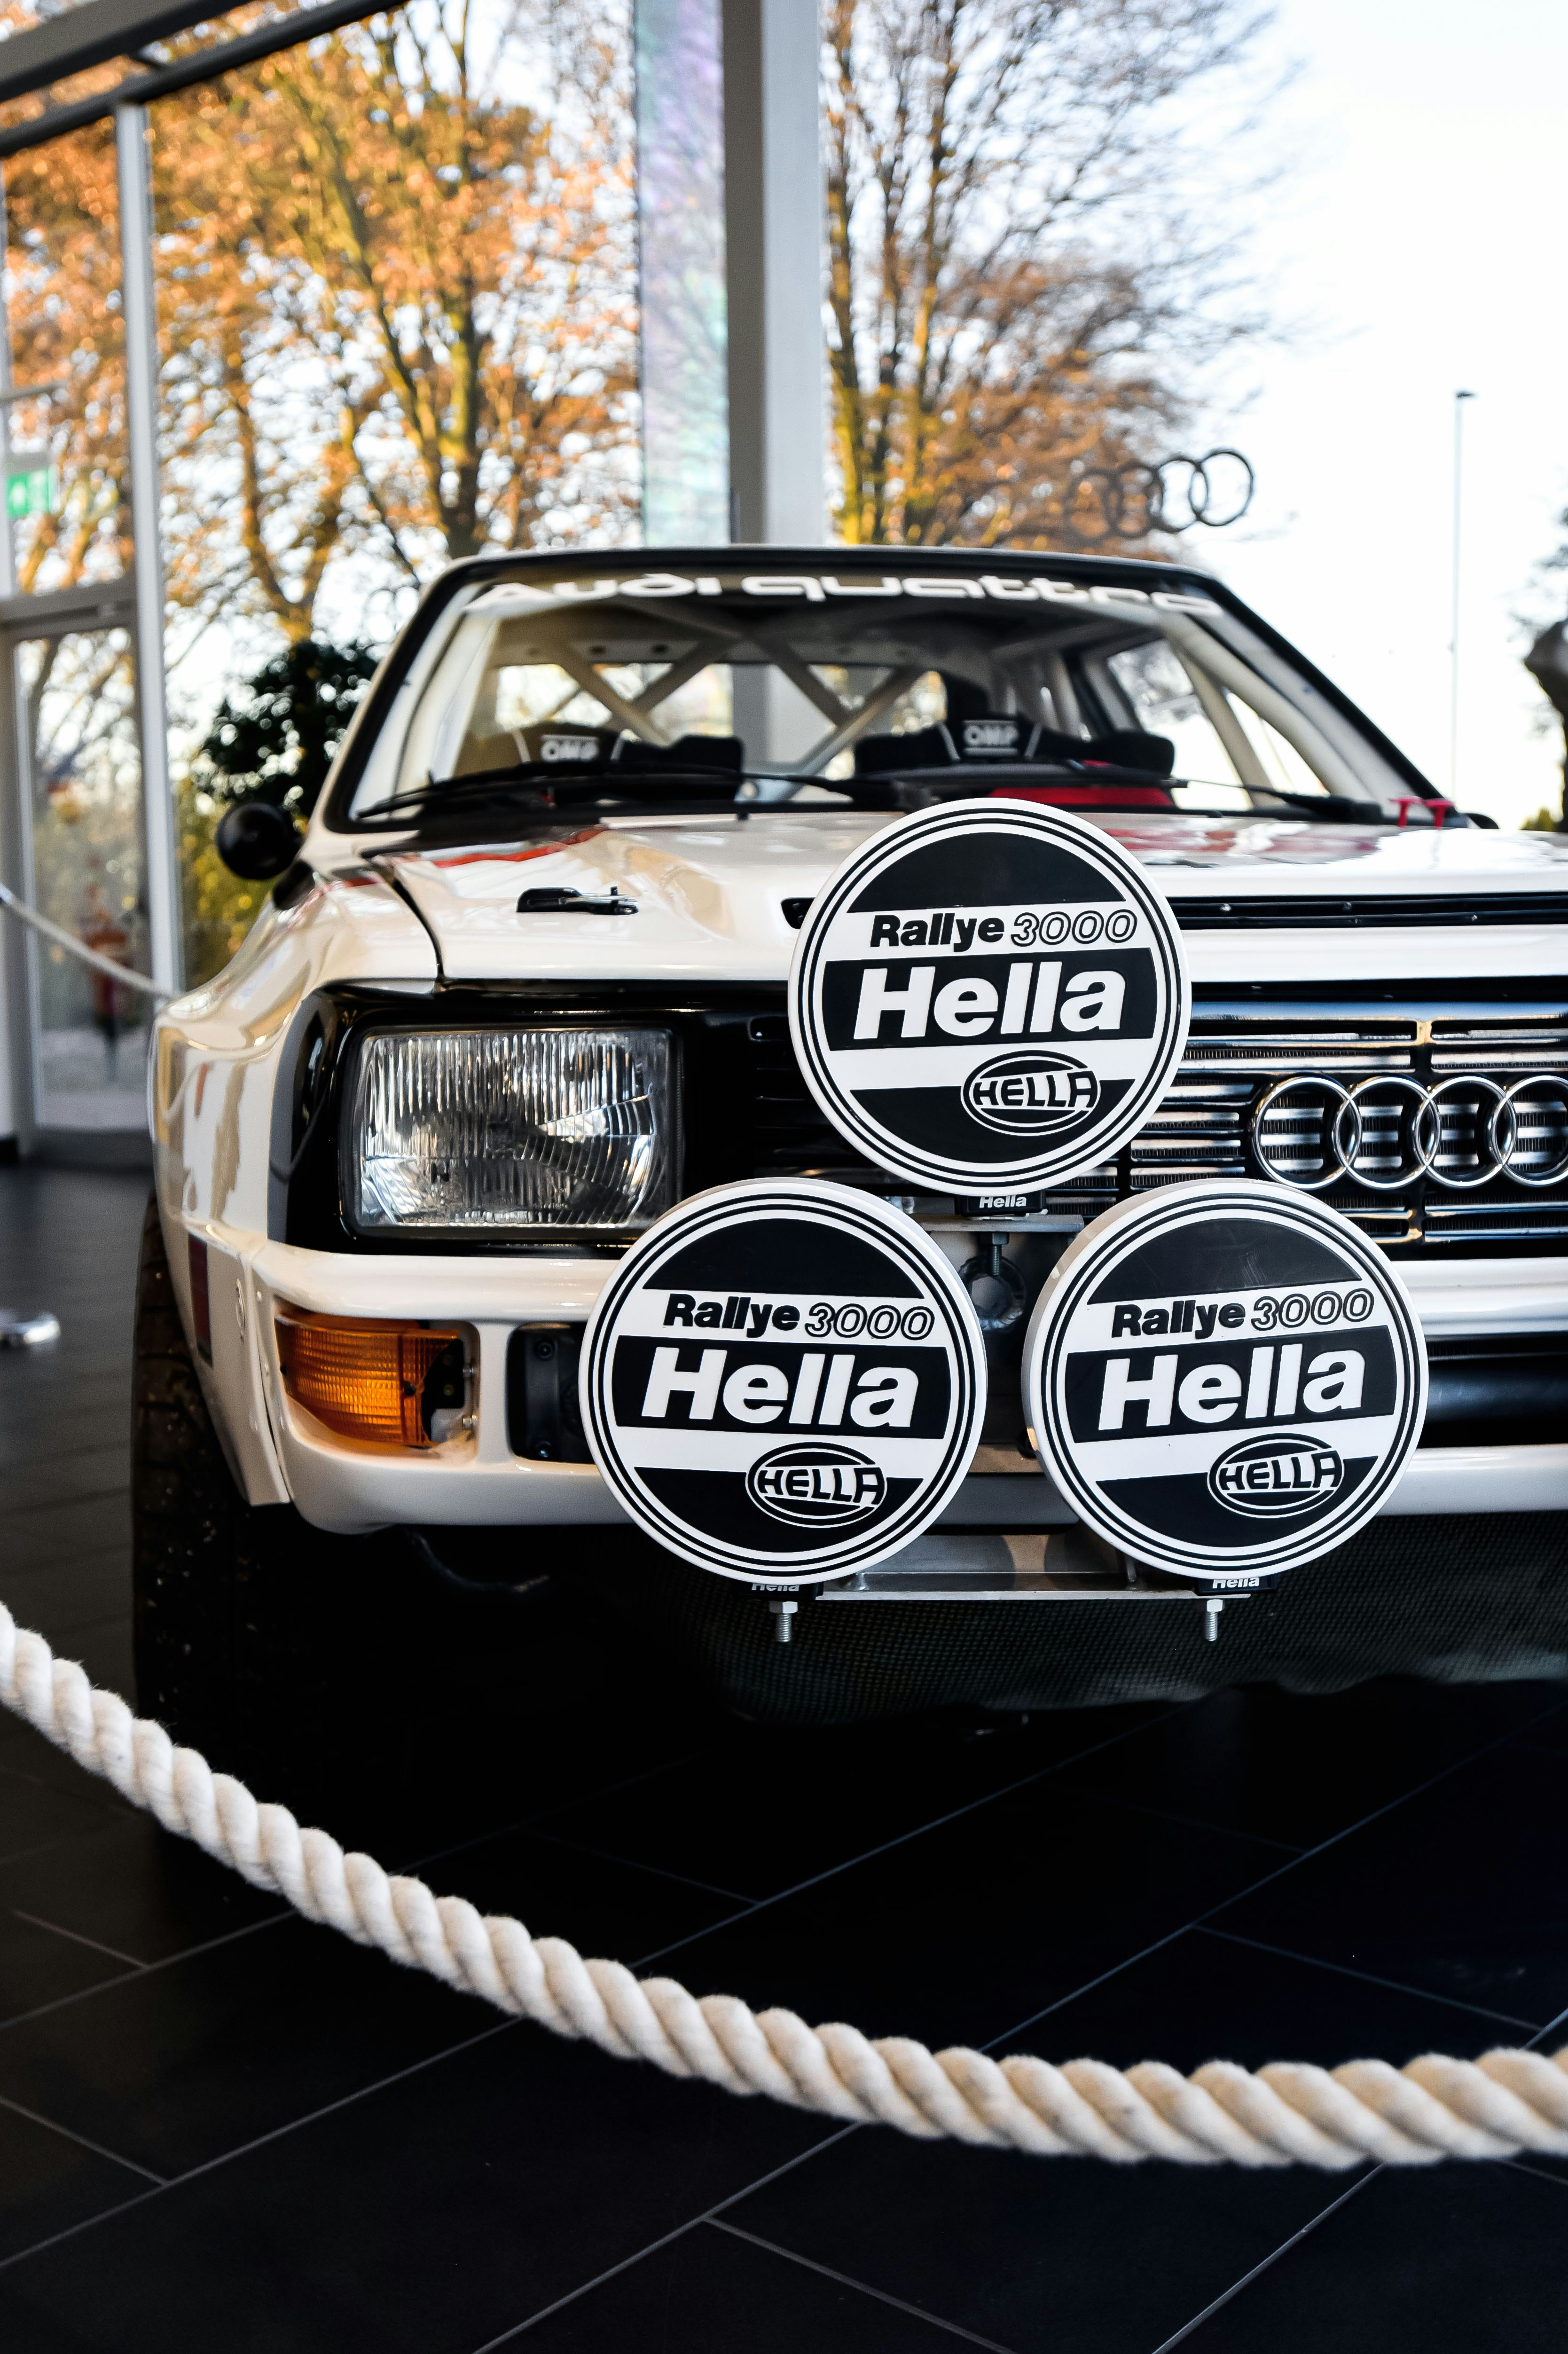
left=1244, top=786, right=1399, bottom=824
left=355, top=767, right=557, bottom=824
left=356, top=759, right=743, bottom=826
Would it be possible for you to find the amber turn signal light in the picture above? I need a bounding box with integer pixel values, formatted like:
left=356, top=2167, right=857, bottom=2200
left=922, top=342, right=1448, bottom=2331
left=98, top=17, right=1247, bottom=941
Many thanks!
left=275, top=1310, right=464, bottom=1448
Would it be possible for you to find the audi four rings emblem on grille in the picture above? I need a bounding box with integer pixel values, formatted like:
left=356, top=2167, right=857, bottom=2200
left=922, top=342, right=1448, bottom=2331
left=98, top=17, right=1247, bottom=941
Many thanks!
left=1250, top=1073, right=1568, bottom=1192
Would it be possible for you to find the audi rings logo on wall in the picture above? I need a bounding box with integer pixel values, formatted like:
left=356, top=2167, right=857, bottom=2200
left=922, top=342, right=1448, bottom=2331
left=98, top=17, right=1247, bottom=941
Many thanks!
left=1252, top=1073, right=1568, bottom=1193
left=787, top=801, right=1191, bottom=1195
left=1021, top=1179, right=1427, bottom=1584
left=578, top=1180, right=987, bottom=1583
left=1060, top=449, right=1255, bottom=543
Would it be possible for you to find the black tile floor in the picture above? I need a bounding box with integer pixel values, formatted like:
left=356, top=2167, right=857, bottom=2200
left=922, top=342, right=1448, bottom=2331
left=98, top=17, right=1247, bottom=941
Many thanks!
left=0, top=1163, right=1565, bottom=2350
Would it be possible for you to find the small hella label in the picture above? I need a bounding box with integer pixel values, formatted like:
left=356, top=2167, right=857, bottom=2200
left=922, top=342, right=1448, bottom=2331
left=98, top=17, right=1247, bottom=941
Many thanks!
left=1207, top=1432, right=1345, bottom=1518
left=961, top=1051, right=1099, bottom=1137
left=745, top=1442, right=888, bottom=1527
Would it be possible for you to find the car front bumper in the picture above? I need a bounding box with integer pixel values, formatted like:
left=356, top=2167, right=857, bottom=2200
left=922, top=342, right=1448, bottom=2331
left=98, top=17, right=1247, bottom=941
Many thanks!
left=183, top=1220, right=1568, bottom=1542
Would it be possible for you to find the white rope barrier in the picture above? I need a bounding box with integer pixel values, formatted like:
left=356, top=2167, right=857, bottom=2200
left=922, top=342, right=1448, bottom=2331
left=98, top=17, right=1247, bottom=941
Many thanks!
left=3, top=1595, right=1566, bottom=2167
left=0, top=881, right=172, bottom=999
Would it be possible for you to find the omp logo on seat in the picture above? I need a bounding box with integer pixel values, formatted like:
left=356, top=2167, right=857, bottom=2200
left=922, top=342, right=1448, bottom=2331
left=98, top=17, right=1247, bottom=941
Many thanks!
left=1207, top=1432, right=1345, bottom=1518
left=538, top=734, right=602, bottom=762
left=962, top=1051, right=1099, bottom=1136
left=961, top=720, right=1020, bottom=757
left=745, top=1442, right=887, bottom=1527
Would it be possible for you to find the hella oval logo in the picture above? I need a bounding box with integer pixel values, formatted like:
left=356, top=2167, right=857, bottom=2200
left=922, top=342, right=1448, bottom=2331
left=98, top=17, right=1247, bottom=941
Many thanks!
left=1208, top=1432, right=1345, bottom=1519
left=961, top=1051, right=1100, bottom=1137
left=745, top=1442, right=887, bottom=1528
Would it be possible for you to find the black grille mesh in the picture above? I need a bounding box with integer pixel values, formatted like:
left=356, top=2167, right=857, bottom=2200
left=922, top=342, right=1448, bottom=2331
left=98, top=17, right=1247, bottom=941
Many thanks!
left=590, top=1514, right=1568, bottom=1723
left=741, top=991, right=1568, bottom=1252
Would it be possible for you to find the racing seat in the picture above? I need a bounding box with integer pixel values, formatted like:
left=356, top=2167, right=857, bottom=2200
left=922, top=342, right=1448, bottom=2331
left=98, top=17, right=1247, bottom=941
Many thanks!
left=612, top=732, right=745, bottom=783
left=855, top=715, right=1075, bottom=775
left=1084, top=730, right=1176, bottom=777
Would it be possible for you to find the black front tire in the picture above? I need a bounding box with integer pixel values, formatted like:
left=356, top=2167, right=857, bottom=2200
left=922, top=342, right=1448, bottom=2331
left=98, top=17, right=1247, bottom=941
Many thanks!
left=131, top=1195, right=394, bottom=1797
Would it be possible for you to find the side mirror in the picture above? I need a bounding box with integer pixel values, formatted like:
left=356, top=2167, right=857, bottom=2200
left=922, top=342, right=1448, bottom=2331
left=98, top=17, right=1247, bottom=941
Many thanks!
left=216, top=799, right=300, bottom=881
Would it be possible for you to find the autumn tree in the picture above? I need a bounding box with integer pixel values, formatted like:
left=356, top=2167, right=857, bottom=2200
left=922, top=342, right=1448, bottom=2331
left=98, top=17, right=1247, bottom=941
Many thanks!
left=824, top=0, right=1273, bottom=548
left=3, top=3, right=637, bottom=978
left=1, top=121, right=131, bottom=595
left=154, top=0, right=636, bottom=646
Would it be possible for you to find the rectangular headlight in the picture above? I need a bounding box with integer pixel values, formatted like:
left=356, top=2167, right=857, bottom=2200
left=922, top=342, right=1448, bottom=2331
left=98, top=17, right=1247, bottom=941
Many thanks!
left=349, top=1028, right=675, bottom=1232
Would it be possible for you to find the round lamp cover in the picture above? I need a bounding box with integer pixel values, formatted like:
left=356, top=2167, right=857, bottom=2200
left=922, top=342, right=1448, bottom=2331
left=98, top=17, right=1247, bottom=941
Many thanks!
left=579, top=1180, right=988, bottom=1582
left=1021, top=1179, right=1427, bottom=1583
left=787, top=801, right=1189, bottom=1194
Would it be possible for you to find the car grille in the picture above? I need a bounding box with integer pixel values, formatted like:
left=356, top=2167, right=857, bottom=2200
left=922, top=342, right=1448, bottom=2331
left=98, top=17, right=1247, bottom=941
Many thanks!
left=740, top=986, right=1568, bottom=1255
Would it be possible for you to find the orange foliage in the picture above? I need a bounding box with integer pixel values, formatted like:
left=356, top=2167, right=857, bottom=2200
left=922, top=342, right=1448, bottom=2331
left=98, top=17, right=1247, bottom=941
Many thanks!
left=2, top=1, right=636, bottom=632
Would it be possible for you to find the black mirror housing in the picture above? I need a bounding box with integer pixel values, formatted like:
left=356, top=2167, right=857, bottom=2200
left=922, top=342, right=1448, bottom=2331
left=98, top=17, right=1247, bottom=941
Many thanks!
left=216, top=799, right=300, bottom=880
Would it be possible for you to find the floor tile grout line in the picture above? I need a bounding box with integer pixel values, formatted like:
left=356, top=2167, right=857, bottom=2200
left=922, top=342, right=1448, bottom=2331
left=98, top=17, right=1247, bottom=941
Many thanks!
left=1524, top=1998, right=1568, bottom=2053
left=0, top=1487, right=130, bottom=1521
left=1063, top=1786, right=1305, bottom=1856
left=641, top=1686, right=1568, bottom=1986
left=7, top=1488, right=134, bottom=1517
left=512, top=1747, right=714, bottom=1840
left=983, top=1921, right=1200, bottom=2054
left=0, top=1756, right=133, bottom=1819
left=0, top=1440, right=131, bottom=1476
left=1194, top=1924, right=1547, bottom=2033
left=38, top=1908, right=863, bottom=2299
left=3, top=1533, right=134, bottom=1563
left=464, top=2126, right=862, bottom=2351
left=0, top=2090, right=167, bottom=2187
left=0, top=1904, right=292, bottom=2037
left=979, top=1695, right=1563, bottom=2062
left=979, top=1693, right=1568, bottom=2053
left=635, top=1705, right=1187, bottom=1970
left=287, top=1746, right=715, bottom=1890
left=706, top=2216, right=1023, bottom=2353
left=10, top=1907, right=149, bottom=1970
left=1146, top=2167, right=1382, bottom=2354
left=10, top=1488, right=134, bottom=1525
left=0, top=1669, right=1558, bottom=2285
left=521, top=1824, right=759, bottom=1907
left=0, top=2016, right=524, bottom=2276
left=1178, top=1688, right=1568, bottom=1939
left=1507, top=2158, right=1568, bottom=2192
left=0, top=1825, right=141, bottom=1879
left=0, top=1751, right=764, bottom=2048
left=0, top=2180, right=167, bottom=2273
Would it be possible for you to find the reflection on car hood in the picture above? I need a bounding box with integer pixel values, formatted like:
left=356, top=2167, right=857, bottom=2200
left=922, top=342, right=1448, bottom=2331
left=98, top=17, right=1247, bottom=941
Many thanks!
left=357, top=808, right=1568, bottom=988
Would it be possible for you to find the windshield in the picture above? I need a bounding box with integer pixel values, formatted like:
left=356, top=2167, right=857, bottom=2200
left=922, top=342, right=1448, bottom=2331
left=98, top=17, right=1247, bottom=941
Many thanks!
left=343, top=559, right=1431, bottom=829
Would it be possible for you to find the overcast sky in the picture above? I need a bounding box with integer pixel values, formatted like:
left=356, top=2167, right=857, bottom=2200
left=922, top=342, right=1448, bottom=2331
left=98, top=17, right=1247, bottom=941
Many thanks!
left=1199, top=0, right=1566, bottom=829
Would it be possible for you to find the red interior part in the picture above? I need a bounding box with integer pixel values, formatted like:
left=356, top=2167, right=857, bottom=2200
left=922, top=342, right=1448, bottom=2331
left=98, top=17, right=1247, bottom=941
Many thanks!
left=991, top=784, right=1175, bottom=809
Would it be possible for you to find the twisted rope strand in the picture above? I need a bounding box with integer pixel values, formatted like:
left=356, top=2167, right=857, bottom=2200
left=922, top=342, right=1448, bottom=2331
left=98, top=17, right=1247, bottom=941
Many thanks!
left=2, top=1600, right=1563, bottom=2167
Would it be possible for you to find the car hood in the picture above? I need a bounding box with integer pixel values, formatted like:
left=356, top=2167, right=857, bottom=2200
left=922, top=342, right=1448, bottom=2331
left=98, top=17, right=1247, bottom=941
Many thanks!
left=354, top=808, right=1568, bottom=986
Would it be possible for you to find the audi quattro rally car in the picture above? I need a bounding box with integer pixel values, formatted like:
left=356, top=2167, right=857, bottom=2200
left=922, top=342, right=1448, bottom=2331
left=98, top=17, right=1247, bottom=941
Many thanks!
left=137, top=546, right=1568, bottom=1739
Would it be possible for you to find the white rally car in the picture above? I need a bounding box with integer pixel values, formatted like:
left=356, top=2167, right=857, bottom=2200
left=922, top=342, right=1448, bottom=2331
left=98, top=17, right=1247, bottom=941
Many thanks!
left=138, top=547, right=1568, bottom=1754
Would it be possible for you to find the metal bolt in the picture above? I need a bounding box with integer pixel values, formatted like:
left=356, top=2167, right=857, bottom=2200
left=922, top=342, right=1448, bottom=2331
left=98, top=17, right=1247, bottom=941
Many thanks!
left=1204, top=1597, right=1225, bottom=1642
left=769, top=1597, right=799, bottom=1644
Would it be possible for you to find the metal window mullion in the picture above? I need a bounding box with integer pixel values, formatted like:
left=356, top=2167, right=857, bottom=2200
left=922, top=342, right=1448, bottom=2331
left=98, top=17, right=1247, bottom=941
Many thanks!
left=114, top=99, right=180, bottom=998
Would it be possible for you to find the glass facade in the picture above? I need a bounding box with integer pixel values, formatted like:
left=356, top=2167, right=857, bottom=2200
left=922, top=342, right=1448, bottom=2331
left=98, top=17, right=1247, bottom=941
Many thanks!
left=0, top=0, right=645, bottom=1144
left=634, top=0, right=727, bottom=543
left=1, top=122, right=128, bottom=593
left=17, top=623, right=150, bottom=1128
left=148, top=0, right=638, bottom=981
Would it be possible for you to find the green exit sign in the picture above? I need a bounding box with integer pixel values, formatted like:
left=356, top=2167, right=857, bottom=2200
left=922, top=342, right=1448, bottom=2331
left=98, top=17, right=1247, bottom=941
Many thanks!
left=6, top=464, right=58, bottom=518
